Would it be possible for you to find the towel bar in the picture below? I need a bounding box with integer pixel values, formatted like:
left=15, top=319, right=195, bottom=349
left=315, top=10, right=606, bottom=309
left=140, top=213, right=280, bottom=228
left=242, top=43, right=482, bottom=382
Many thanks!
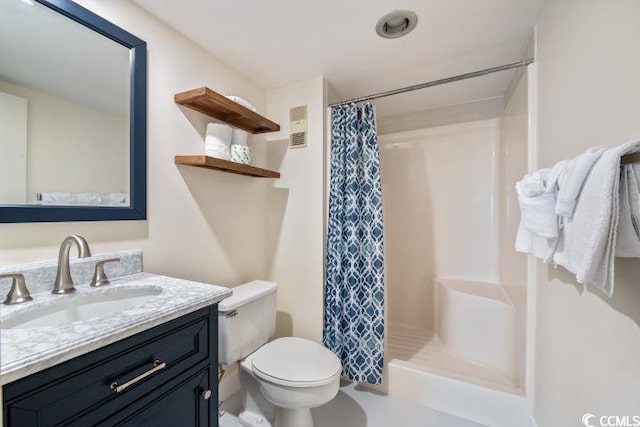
left=621, top=153, right=640, bottom=165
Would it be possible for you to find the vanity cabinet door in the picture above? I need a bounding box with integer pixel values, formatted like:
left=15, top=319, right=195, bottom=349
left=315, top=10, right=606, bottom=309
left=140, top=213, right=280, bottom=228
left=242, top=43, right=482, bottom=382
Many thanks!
left=3, top=304, right=219, bottom=427
left=99, top=367, right=214, bottom=427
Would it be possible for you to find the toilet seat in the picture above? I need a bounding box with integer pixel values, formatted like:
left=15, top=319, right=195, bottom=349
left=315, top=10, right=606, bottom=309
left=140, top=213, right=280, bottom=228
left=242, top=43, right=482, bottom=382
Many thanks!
left=251, top=337, right=341, bottom=388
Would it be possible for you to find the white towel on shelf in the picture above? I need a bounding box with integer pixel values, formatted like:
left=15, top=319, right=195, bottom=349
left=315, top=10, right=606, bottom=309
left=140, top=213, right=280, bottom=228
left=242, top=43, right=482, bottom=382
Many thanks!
left=231, top=129, right=249, bottom=146
left=205, top=145, right=231, bottom=160
left=226, top=95, right=257, bottom=112
left=205, top=123, right=232, bottom=160
left=615, top=164, right=640, bottom=257
left=556, top=146, right=607, bottom=218
left=553, top=140, right=640, bottom=297
left=205, top=123, right=232, bottom=149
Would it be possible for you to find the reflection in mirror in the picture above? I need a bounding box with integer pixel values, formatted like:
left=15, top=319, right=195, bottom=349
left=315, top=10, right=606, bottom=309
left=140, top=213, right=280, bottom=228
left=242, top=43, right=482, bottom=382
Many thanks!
left=0, top=0, right=130, bottom=207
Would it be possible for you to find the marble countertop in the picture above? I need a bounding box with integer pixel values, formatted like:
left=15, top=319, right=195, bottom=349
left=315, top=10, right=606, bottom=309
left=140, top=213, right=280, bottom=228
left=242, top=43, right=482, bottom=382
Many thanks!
left=0, top=273, right=231, bottom=385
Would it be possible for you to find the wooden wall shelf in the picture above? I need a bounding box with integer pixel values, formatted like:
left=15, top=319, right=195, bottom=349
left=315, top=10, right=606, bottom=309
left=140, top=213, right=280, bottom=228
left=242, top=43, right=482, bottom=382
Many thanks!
left=175, top=155, right=280, bottom=178
left=174, top=87, right=280, bottom=134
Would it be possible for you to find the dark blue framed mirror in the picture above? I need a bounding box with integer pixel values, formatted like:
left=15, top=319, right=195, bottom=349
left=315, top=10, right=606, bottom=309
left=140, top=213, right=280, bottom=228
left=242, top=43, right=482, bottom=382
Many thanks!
left=0, top=0, right=146, bottom=222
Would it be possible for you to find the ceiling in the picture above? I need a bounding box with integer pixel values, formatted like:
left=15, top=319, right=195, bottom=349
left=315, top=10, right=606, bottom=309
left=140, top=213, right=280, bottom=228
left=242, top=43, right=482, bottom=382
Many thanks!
left=132, top=0, right=545, bottom=117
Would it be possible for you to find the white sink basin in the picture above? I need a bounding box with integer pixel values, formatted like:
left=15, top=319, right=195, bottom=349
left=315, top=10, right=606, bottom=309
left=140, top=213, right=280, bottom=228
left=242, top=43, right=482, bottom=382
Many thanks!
left=1, top=286, right=163, bottom=330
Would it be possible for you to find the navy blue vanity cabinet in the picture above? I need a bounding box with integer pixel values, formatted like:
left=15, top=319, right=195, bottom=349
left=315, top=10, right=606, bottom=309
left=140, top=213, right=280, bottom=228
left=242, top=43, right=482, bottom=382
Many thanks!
left=2, top=304, right=219, bottom=427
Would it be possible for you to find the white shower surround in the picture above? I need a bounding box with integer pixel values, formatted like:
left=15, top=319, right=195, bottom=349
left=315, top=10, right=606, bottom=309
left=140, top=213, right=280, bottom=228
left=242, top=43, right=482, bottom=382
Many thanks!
left=435, top=278, right=516, bottom=374
left=378, top=84, right=531, bottom=425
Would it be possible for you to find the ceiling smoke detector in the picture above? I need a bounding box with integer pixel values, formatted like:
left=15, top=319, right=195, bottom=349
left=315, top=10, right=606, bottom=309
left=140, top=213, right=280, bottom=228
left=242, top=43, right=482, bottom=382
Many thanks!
left=375, top=10, right=418, bottom=39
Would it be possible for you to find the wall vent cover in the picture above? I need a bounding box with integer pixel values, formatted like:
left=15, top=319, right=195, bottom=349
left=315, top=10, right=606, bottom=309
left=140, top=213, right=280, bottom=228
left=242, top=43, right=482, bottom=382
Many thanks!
left=289, top=105, right=308, bottom=148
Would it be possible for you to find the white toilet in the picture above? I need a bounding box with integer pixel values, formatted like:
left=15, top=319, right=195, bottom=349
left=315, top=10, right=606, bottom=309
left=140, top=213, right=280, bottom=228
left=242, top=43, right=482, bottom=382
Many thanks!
left=219, top=281, right=342, bottom=427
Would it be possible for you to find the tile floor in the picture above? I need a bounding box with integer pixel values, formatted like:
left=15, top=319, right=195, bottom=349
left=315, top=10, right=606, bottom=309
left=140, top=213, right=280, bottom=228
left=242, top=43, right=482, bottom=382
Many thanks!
left=219, top=380, right=485, bottom=427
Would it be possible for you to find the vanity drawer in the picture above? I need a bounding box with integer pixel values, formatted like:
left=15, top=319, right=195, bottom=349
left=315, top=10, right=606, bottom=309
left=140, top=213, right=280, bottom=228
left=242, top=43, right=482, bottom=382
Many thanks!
left=3, top=306, right=218, bottom=427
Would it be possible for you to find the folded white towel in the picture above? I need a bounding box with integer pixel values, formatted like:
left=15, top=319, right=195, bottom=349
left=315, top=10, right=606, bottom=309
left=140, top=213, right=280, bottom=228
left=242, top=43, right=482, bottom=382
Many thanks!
left=556, top=146, right=607, bottom=218
left=226, top=95, right=256, bottom=112
left=553, top=141, right=640, bottom=296
left=615, top=164, right=640, bottom=257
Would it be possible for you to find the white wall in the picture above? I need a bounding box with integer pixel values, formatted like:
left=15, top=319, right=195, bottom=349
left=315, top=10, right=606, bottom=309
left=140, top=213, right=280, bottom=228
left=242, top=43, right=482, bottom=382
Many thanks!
left=266, top=77, right=327, bottom=342
left=378, top=97, right=504, bottom=135
left=0, top=80, right=129, bottom=203
left=379, top=119, right=502, bottom=331
left=0, top=0, right=271, bottom=418
left=534, top=0, right=640, bottom=424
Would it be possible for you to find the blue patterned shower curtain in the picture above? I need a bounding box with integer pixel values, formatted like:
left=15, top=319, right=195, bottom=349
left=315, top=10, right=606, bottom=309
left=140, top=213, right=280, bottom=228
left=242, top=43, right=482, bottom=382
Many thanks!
left=323, top=102, right=385, bottom=385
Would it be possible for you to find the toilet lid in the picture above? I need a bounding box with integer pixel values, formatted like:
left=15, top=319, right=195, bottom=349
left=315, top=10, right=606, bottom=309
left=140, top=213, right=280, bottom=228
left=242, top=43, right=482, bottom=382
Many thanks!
left=251, top=337, right=342, bottom=387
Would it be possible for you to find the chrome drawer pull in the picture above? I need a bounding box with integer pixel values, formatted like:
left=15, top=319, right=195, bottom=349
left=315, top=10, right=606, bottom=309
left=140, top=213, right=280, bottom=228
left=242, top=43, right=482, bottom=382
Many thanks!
left=110, top=359, right=166, bottom=394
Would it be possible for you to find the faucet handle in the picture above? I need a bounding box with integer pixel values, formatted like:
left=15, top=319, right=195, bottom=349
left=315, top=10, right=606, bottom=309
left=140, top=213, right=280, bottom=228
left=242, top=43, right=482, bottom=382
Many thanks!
left=90, top=258, right=121, bottom=287
left=1, top=273, right=33, bottom=305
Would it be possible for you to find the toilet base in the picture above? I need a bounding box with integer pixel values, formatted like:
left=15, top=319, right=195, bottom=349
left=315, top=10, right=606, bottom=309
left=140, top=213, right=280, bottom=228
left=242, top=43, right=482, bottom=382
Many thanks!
left=238, top=359, right=276, bottom=427
left=238, top=410, right=273, bottom=427
left=275, top=407, right=314, bottom=427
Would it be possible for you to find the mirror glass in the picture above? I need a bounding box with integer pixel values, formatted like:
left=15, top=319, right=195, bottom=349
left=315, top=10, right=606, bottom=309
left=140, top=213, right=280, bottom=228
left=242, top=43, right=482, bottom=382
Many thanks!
left=0, top=0, right=131, bottom=208
left=0, top=0, right=145, bottom=223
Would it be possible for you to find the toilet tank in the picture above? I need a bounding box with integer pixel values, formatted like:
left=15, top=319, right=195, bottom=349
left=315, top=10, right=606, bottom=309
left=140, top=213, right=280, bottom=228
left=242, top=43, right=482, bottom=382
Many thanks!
left=218, top=280, right=277, bottom=365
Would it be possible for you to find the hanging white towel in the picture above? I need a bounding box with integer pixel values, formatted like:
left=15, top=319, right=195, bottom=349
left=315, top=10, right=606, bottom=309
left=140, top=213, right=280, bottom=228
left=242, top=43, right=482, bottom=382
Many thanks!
left=515, top=160, right=569, bottom=240
left=555, top=146, right=607, bottom=218
left=615, top=164, right=640, bottom=257
left=515, top=147, right=610, bottom=266
left=552, top=140, right=640, bottom=297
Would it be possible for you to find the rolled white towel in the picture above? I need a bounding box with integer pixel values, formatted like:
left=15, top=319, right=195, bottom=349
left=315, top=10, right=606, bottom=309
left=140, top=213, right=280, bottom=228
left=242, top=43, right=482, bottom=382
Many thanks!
left=226, top=95, right=256, bottom=112
left=205, top=140, right=230, bottom=152
left=205, top=123, right=232, bottom=149
left=230, top=144, right=252, bottom=165
left=231, top=129, right=248, bottom=146
left=205, top=144, right=231, bottom=160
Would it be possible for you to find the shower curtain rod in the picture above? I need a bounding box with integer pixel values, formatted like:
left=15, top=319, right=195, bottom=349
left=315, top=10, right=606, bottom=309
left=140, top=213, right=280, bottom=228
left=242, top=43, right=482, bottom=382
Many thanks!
left=329, top=59, right=535, bottom=107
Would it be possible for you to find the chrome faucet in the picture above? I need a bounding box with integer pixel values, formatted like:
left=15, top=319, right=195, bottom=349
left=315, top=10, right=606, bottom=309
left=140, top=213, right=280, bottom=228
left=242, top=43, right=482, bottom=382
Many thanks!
left=52, top=235, right=92, bottom=294
left=1, top=273, right=32, bottom=305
